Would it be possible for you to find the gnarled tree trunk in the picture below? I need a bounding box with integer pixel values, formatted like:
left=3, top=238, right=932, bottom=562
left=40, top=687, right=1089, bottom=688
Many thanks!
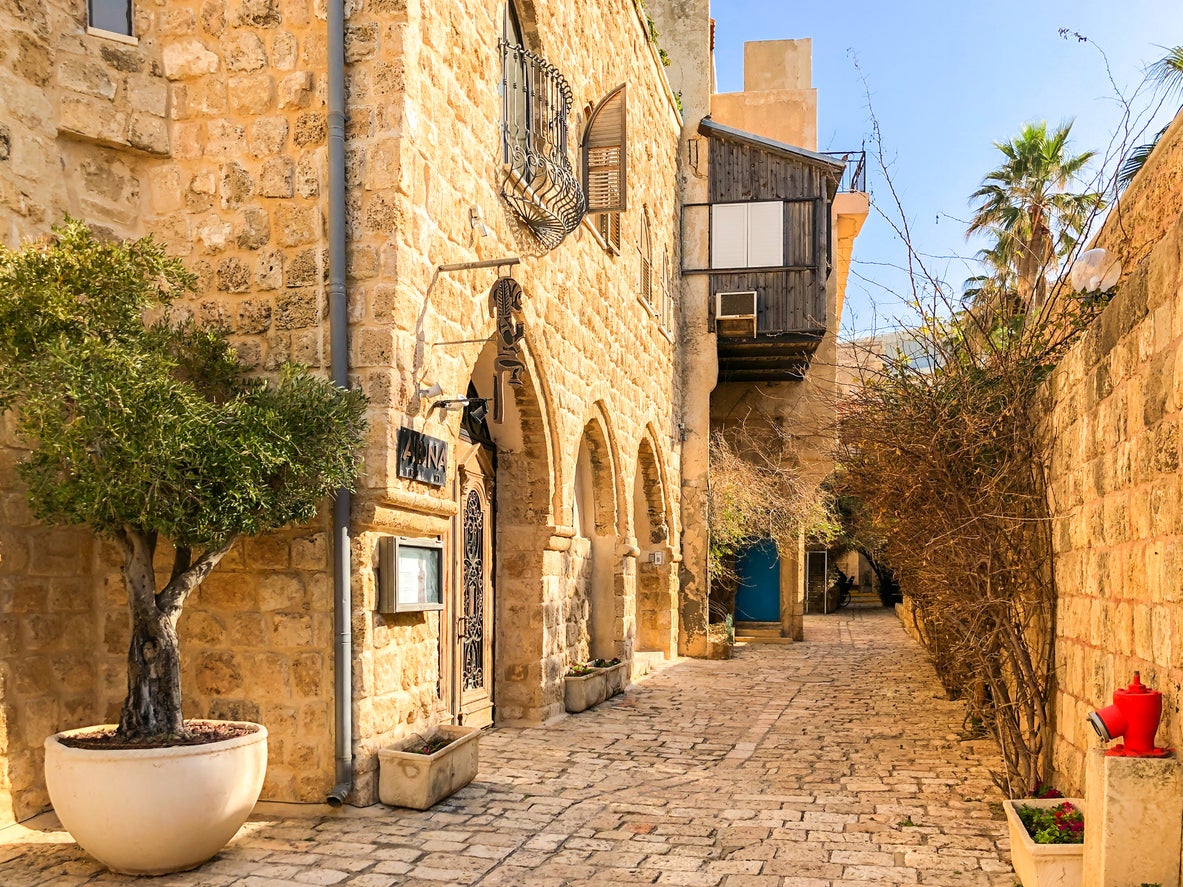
left=113, top=527, right=236, bottom=743
left=119, top=612, right=187, bottom=741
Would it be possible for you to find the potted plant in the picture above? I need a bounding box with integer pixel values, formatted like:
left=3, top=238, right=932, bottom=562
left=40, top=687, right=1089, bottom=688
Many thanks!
left=563, top=657, right=627, bottom=713
left=377, top=725, right=481, bottom=810
left=0, top=221, right=367, bottom=874
left=1004, top=795, right=1085, bottom=887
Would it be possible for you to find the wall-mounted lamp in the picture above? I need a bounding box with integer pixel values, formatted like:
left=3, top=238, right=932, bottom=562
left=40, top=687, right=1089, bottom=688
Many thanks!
left=417, top=382, right=444, bottom=400
left=429, top=396, right=489, bottom=423
left=1070, top=247, right=1122, bottom=293
left=469, top=206, right=492, bottom=239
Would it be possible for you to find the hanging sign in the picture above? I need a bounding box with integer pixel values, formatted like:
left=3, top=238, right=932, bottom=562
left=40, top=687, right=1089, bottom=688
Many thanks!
left=396, top=427, right=448, bottom=487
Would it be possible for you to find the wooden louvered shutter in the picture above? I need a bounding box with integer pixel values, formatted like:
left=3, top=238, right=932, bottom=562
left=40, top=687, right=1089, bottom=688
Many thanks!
left=584, top=85, right=627, bottom=214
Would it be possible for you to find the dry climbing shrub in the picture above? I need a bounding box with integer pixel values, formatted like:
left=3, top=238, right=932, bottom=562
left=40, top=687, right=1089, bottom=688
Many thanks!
left=837, top=275, right=1115, bottom=796
left=707, top=417, right=837, bottom=620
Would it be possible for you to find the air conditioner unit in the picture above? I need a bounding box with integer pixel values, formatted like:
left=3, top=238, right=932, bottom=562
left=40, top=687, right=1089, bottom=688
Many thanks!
left=715, top=291, right=757, bottom=338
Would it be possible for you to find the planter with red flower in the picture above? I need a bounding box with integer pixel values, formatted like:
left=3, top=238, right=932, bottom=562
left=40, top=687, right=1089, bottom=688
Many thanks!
left=1004, top=796, right=1085, bottom=887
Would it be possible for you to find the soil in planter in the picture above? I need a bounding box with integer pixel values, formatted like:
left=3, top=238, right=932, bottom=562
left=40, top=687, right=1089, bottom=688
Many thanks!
left=57, top=722, right=260, bottom=751
left=404, top=736, right=456, bottom=755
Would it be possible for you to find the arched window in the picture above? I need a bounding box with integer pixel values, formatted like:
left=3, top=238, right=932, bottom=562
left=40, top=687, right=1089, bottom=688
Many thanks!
left=584, top=85, right=628, bottom=255
left=584, top=85, right=627, bottom=214
left=638, top=206, right=653, bottom=304
left=498, top=1, right=583, bottom=249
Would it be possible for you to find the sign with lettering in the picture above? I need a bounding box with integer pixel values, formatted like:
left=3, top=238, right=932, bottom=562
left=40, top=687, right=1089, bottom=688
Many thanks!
left=396, top=427, right=448, bottom=487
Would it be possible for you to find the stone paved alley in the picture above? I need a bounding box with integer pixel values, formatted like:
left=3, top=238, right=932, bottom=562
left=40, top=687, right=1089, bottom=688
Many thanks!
left=1, top=609, right=1015, bottom=886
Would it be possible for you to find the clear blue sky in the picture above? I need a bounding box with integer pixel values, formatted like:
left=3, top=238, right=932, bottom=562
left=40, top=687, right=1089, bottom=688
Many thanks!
left=711, top=0, right=1183, bottom=336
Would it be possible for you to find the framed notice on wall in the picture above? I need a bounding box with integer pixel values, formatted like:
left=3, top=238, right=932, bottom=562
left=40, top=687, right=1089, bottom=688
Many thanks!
left=377, top=536, right=444, bottom=614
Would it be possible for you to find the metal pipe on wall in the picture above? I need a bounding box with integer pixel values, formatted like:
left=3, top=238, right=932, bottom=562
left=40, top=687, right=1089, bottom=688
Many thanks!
left=325, top=0, right=353, bottom=807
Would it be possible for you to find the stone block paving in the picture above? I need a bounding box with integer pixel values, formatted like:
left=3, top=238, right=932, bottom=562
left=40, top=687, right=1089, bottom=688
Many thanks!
left=1, top=609, right=1015, bottom=886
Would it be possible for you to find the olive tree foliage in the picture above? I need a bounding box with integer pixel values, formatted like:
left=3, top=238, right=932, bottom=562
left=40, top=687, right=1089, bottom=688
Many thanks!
left=0, top=221, right=368, bottom=744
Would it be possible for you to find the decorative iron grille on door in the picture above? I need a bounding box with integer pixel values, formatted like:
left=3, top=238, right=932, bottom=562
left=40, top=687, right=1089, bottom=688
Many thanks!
left=461, top=489, right=485, bottom=691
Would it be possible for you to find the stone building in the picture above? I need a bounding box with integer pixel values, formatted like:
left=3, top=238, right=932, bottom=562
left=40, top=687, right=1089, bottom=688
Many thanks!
left=0, top=0, right=866, bottom=824
left=651, top=21, right=868, bottom=647
left=0, top=0, right=688, bottom=819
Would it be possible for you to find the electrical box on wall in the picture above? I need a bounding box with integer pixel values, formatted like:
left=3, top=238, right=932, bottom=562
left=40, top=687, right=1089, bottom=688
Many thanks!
left=649, top=551, right=665, bottom=565
left=376, top=536, right=445, bottom=614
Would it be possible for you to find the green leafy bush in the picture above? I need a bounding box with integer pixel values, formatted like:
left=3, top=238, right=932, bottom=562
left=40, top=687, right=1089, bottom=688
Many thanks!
left=0, top=220, right=368, bottom=743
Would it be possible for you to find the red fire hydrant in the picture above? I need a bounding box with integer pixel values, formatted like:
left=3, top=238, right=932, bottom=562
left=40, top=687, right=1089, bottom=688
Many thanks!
left=1087, top=672, right=1173, bottom=757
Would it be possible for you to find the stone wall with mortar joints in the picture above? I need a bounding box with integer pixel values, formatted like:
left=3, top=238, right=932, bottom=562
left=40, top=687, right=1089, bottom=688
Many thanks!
left=0, top=0, right=686, bottom=814
left=347, top=0, right=684, bottom=758
left=0, top=0, right=349, bottom=813
left=1044, top=112, right=1183, bottom=799
left=0, top=0, right=174, bottom=825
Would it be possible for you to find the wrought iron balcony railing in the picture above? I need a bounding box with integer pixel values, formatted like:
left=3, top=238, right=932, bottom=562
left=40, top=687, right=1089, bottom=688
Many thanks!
left=500, top=40, right=586, bottom=250
left=821, top=150, right=867, bottom=193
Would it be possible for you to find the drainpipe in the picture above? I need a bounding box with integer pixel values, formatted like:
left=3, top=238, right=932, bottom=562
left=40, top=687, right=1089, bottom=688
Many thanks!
left=325, top=0, right=352, bottom=808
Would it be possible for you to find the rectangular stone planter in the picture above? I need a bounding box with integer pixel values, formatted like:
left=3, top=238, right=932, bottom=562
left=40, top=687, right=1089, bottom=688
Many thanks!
left=564, top=661, right=627, bottom=713
left=377, top=725, right=480, bottom=810
left=1004, top=798, right=1085, bottom=887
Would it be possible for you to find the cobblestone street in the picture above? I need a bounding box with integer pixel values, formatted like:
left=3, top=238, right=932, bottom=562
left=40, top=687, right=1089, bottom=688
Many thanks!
left=1, top=609, right=1015, bottom=886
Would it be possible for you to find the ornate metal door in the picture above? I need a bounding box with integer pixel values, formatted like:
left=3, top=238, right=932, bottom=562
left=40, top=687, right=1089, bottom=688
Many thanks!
left=456, top=449, right=495, bottom=727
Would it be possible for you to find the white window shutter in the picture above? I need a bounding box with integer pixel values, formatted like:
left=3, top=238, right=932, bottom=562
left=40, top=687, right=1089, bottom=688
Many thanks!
left=711, top=204, right=748, bottom=269
left=584, top=86, right=628, bottom=213
left=746, top=201, right=784, bottom=267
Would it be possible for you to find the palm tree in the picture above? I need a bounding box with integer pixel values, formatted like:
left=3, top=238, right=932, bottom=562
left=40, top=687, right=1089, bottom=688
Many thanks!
left=1120, top=46, right=1183, bottom=186
left=967, top=121, right=1103, bottom=310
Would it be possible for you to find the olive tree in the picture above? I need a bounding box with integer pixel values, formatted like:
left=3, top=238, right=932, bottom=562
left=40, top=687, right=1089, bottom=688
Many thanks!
left=0, top=220, right=367, bottom=744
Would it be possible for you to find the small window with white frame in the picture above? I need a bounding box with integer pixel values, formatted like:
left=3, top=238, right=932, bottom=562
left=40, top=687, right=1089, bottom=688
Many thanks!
left=89, top=0, right=134, bottom=37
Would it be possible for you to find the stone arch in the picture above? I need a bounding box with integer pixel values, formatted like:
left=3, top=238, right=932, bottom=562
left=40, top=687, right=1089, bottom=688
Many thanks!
left=464, top=332, right=560, bottom=724
left=634, top=430, right=676, bottom=656
left=571, top=409, right=621, bottom=663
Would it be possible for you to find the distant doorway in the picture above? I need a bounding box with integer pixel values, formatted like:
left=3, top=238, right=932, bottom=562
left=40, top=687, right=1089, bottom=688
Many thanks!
left=734, top=537, right=780, bottom=622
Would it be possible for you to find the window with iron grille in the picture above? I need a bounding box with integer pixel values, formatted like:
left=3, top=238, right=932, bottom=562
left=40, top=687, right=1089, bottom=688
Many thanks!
left=498, top=1, right=584, bottom=250
left=89, top=0, right=133, bottom=35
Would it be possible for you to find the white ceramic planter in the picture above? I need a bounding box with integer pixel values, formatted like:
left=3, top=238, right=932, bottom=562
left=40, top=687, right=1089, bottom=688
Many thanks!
left=44, top=720, right=268, bottom=876
left=564, top=661, right=628, bottom=713
left=1004, top=798, right=1085, bottom=887
left=378, top=724, right=480, bottom=810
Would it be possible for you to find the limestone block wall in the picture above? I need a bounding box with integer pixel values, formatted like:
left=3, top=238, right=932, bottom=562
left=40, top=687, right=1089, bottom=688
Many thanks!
left=0, top=0, right=174, bottom=825
left=1044, top=112, right=1183, bottom=798
left=0, top=0, right=685, bottom=817
left=344, top=0, right=685, bottom=785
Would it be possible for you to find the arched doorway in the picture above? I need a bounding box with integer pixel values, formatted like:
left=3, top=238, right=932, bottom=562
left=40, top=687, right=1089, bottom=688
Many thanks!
left=634, top=435, right=675, bottom=656
left=450, top=336, right=558, bottom=724
left=453, top=386, right=496, bottom=727
left=572, top=417, right=618, bottom=662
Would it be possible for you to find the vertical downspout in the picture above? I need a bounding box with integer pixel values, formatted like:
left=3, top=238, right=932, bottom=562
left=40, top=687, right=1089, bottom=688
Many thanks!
left=325, top=0, right=352, bottom=807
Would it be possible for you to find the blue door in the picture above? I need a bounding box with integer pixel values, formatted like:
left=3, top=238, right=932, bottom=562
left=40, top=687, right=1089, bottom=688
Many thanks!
left=734, top=537, right=780, bottom=622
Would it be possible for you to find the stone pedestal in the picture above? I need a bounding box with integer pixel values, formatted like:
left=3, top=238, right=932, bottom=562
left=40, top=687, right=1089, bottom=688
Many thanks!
left=1083, top=749, right=1183, bottom=887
